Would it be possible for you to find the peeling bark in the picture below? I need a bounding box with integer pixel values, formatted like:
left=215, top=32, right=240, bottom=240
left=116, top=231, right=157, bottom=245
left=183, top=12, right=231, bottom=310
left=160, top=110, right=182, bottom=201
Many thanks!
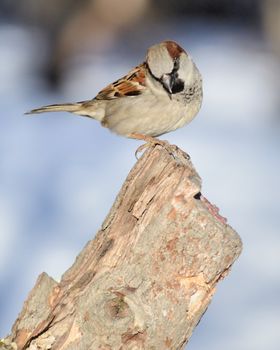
left=5, top=145, right=242, bottom=350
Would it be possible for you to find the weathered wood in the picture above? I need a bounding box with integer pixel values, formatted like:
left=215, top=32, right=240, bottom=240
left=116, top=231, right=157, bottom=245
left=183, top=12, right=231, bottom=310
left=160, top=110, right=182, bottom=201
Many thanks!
left=5, top=145, right=242, bottom=350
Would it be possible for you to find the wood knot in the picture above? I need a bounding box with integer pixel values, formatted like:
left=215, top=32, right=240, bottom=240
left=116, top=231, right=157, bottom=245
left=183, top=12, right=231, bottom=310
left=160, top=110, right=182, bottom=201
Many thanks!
left=106, top=296, right=130, bottom=319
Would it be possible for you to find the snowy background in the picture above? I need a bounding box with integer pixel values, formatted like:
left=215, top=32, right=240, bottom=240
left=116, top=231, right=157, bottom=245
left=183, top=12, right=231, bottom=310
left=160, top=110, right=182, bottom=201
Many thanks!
left=0, top=1, right=280, bottom=349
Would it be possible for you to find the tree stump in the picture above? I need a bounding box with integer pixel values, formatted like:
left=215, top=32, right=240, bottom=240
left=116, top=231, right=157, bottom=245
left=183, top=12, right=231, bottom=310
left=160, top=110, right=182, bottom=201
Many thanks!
left=3, top=145, right=242, bottom=350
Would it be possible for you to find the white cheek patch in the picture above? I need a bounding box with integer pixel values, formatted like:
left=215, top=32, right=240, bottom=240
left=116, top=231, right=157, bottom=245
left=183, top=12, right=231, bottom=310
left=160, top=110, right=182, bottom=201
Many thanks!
left=147, top=45, right=174, bottom=79
left=178, top=54, right=194, bottom=82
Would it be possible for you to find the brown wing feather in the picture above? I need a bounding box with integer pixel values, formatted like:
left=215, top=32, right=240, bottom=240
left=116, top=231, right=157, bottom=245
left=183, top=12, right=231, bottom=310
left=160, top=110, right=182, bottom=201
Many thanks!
left=95, top=63, right=147, bottom=100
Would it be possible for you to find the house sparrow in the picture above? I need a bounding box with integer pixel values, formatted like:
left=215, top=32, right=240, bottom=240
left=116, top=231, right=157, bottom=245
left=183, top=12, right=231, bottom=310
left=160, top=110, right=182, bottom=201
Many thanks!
left=26, top=40, right=202, bottom=153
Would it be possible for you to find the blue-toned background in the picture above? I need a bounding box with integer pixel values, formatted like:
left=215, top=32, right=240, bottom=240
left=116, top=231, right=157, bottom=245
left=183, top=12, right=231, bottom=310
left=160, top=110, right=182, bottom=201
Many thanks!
left=1, top=1, right=280, bottom=348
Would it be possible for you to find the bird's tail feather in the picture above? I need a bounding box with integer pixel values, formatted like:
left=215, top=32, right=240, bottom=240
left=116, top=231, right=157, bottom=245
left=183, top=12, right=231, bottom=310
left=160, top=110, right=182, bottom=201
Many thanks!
left=25, top=102, right=83, bottom=115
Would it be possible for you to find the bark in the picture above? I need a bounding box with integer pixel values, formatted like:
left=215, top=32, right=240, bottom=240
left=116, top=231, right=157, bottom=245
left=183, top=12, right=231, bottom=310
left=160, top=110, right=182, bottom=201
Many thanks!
left=4, top=145, right=242, bottom=350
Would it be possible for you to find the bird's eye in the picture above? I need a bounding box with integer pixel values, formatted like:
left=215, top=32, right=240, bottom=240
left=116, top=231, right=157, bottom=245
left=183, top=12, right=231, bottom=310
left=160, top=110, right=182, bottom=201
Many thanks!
left=173, top=57, right=180, bottom=71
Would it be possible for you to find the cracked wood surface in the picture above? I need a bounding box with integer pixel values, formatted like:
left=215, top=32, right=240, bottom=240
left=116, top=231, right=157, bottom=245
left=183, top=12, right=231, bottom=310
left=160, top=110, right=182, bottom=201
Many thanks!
left=7, top=145, right=242, bottom=350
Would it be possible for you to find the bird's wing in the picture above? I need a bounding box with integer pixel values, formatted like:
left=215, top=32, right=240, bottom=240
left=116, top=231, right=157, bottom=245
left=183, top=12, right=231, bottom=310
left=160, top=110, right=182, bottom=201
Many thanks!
left=95, top=63, right=147, bottom=100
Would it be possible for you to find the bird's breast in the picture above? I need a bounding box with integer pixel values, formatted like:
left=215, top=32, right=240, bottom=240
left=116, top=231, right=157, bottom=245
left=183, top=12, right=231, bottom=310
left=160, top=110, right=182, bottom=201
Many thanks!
left=102, top=88, right=201, bottom=137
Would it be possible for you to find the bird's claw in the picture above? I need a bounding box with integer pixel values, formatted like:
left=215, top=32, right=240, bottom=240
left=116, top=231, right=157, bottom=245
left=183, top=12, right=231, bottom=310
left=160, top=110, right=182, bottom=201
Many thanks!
left=134, top=139, right=166, bottom=159
left=129, top=133, right=190, bottom=160
left=135, top=139, right=190, bottom=160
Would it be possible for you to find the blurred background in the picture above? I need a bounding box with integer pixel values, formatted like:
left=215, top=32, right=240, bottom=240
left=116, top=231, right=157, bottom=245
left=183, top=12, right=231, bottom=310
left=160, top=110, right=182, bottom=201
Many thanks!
left=0, top=0, right=280, bottom=348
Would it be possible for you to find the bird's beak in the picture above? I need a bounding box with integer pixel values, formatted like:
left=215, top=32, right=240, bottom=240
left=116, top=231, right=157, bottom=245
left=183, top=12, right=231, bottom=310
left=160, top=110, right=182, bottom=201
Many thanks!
left=161, top=74, right=173, bottom=95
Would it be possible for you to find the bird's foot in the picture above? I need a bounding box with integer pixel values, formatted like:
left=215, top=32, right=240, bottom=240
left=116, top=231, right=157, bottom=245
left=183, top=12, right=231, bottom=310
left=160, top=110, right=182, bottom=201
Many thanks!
left=129, top=133, right=190, bottom=160
left=135, top=138, right=168, bottom=159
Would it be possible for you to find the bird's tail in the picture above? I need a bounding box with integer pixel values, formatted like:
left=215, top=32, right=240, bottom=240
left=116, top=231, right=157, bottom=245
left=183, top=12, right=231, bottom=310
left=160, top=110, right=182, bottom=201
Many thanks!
left=25, top=102, right=84, bottom=115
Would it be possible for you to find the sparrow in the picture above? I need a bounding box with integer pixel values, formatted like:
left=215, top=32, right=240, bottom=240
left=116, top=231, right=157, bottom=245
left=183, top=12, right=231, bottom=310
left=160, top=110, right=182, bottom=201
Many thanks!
left=26, top=40, right=202, bottom=153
